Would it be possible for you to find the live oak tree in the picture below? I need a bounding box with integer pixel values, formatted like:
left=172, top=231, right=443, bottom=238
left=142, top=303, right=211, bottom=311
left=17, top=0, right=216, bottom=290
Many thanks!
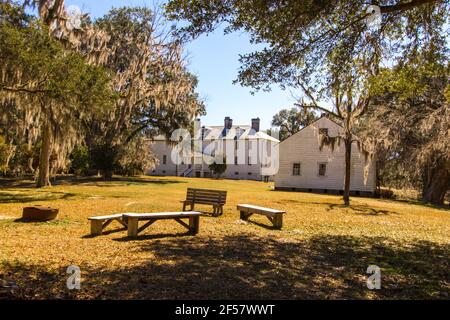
left=165, top=0, right=448, bottom=205
left=86, top=7, right=203, bottom=178
left=7, top=1, right=203, bottom=181
left=360, top=48, right=449, bottom=205
left=271, top=107, right=318, bottom=141
left=0, top=1, right=113, bottom=187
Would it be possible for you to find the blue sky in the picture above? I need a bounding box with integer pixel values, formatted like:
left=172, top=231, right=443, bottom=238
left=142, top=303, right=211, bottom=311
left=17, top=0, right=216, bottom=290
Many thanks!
left=62, top=0, right=296, bottom=129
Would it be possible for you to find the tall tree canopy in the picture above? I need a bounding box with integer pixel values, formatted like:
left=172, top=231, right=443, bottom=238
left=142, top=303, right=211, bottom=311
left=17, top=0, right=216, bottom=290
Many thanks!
left=360, top=48, right=449, bottom=204
left=0, top=0, right=204, bottom=184
left=0, top=1, right=113, bottom=186
left=166, top=0, right=448, bottom=93
left=86, top=7, right=204, bottom=178
left=271, top=107, right=318, bottom=141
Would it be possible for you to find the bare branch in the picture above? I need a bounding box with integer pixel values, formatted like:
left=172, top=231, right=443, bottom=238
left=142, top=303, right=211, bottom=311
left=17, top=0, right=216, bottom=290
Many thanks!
left=379, top=0, right=439, bottom=14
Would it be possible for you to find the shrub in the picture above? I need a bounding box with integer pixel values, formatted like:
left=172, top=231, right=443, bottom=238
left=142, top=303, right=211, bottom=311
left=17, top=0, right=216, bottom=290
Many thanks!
left=377, top=188, right=396, bottom=199
left=116, top=138, right=155, bottom=176
left=69, top=145, right=90, bottom=176
left=208, top=155, right=227, bottom=178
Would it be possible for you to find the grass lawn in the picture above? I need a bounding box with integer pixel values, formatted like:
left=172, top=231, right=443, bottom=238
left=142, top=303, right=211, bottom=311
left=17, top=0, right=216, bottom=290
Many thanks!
left=0, top=176, right=449, bottom=299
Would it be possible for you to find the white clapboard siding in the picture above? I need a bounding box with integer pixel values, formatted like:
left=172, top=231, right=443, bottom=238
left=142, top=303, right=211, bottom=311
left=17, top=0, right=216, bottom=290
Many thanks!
left=274, top=117, right=376, bottom=193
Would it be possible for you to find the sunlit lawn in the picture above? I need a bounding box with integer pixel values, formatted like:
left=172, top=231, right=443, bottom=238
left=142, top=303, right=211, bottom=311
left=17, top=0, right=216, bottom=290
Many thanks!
left=0, top=176, right=449, bottom=299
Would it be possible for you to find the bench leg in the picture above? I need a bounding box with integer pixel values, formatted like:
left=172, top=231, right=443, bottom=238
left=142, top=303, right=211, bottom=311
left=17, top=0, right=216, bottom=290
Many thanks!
left=189, top=216, right=200, bottom=235
left=127, top=217, right=139, bottom=237
left=182, top=202, right=195, bottom=211
left=90, top=220, right=103, bottom=236
left=273, top=214, right=283, bottom=229
left=240, top=211, right=252, bottom=221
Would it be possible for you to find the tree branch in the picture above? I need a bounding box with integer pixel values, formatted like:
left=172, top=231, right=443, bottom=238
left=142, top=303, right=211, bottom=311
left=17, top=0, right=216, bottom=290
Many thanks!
left=0, top=85, right=48, bottom=94
left=379, top=0, right=439, bottom=14
left=295, top=103, right=341, bottom=119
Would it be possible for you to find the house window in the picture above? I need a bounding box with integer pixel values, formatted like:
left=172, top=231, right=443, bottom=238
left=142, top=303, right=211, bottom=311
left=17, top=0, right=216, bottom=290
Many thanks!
left=235, top=172, right=239, bottom=175
left=292, top=163, right=301, bottom=176
left=162, top=155, right=167, bottom=165
left=234, top=156, right=238, bottom=165
left=248, top=172, right=252, bottom=175
left=319, top=128, right=329, bottom=136
left=318, top=163, right=327, bottom=176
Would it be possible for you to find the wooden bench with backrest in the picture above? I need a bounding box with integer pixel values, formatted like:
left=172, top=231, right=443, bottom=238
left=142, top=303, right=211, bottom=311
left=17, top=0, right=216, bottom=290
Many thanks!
left=237, top=204, right=286, bottom=229
left=123, top=212, right=202, bottom=237
left=88, top=213, right=128, bottom=236
left=181, top=188, right=227, bottom=216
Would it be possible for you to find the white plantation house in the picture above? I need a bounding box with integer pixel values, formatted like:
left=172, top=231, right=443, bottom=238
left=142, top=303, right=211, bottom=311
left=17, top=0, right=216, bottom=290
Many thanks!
left=274, top=116, right=376, bottom=196
left=148, top=117, right=280, bottom=181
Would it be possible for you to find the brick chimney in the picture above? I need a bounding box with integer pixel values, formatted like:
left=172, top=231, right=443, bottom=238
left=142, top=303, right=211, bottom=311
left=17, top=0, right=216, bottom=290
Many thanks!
left=224, top=116, right=233, bottom=129
left=251, top=118, right=260, bottom=132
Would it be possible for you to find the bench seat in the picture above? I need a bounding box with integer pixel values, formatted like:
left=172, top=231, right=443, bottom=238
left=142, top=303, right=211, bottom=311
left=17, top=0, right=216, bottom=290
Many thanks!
left=237, top=204, right=286, bottom=229
left=123, top=212, right=203, bottom=237
left=88, top=213, right=127, bottom=235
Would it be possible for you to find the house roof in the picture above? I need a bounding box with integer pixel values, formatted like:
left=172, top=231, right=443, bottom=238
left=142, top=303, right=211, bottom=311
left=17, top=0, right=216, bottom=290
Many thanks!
left=202, top=125, right=279, bottom=142
left=277, top=115, right=345, bottom=146
left=149, top=125, right=279, bottom=143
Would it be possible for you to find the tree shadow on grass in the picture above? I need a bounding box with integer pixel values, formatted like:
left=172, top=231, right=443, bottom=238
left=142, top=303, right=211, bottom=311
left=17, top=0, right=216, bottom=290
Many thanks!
left=306, top=202, right=398, bottom=216
left=54, top=176, right=187, bottom=187
left=0, top=191, right=77, bottom=204
left=2, top=235, right=448, bottom=300
left=327, top=203, right=398, bottom=216
left=0, top=176, right=186, bottom=189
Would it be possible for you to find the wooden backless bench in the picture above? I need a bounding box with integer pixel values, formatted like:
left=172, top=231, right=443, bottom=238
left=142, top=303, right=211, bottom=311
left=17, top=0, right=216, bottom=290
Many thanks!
left=123, top=212, right=203, bottom=237
left=88, top=213, right=128, bottom=236
left=237, top=204, right=286, bottom=229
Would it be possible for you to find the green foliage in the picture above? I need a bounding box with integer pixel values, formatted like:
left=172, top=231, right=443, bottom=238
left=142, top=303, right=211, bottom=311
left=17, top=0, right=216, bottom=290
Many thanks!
left=361, top=48, right=449, bottom=204
left=0, top=18, right=114, bottom=111
left=84, top=6, right=203, bottom=179
left=166, top=0, right=448, bottom=94
left=116, top=138, right=156, bottom=176
left=0, top=136, right=9, bottom=175
left=1, top=1, right=115, bottom=185
left=271, top=107, right=318, bottom=141
left=208, top=155, right=227, bottom=178
left=69, top=145, right=90, bottom=176
left=89, top=143, right=119, bottom=176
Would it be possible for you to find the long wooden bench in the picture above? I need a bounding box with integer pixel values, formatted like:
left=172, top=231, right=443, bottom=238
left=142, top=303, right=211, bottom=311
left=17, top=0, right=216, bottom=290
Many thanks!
left=237, top=204, right=286, bottom=229
left=181, top=188, right=227, bottom=216
left=88, top=213, right=128, bottom=236
left=123, top=212, right=203, bottom=237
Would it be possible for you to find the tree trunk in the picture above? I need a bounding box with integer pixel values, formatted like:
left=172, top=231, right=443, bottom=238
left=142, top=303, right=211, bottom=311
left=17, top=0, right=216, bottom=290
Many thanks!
left=26, top=130, right=35, bottom=174
left=422, top=160, right=449, bottom=205
left=37, top=122, right=52, bottom=188
left=343, top=138, right=352, bottom=206
left=103, top=170, right=113, bottom=180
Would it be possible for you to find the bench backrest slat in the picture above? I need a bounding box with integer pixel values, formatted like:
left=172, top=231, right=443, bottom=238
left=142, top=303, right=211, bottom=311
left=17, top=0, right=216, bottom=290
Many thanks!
left=186, top=188, right=227, bottom=205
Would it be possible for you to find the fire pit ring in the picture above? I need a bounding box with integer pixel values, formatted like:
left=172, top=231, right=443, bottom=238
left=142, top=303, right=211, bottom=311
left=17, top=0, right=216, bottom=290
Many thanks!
left=22, top=206, right=59, bottom=221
